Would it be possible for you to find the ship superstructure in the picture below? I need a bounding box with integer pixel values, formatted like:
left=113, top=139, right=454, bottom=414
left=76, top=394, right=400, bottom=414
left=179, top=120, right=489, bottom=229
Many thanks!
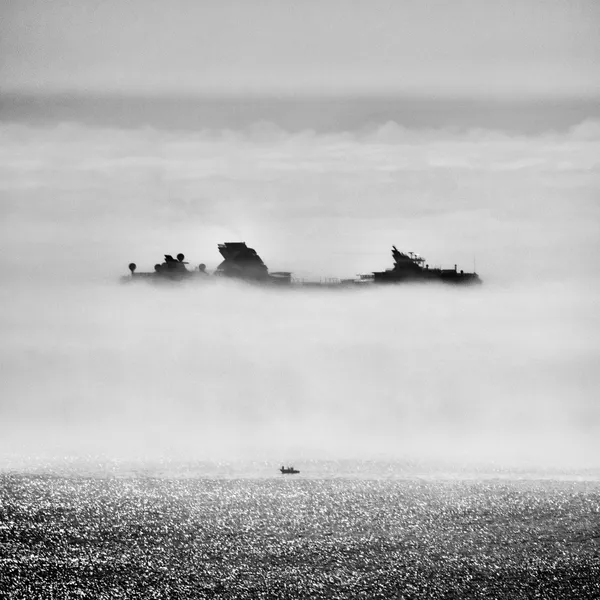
left=215, top=242, right=292, bottom=284
left=124, top=253, right=208, bottom=282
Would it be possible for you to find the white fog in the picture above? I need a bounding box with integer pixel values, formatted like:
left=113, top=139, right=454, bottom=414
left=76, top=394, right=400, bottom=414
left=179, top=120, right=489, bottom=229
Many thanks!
left=1, top=119, right=598, bottom=469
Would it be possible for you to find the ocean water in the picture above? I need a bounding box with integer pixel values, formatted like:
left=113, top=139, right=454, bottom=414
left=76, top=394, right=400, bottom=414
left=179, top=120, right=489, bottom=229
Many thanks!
left=1, top=461, right=599, bottom=599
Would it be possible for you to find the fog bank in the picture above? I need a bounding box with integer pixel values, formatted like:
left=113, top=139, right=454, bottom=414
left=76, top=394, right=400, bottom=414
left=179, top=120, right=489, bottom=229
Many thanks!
left=1, top=120, right=599, bottom=469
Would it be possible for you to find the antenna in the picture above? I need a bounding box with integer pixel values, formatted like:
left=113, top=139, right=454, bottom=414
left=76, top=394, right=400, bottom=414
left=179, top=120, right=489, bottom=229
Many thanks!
left=473, top=256, right=476, bottom=274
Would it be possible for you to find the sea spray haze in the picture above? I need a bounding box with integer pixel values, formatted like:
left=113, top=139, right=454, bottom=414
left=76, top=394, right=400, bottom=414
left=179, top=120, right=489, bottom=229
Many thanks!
left=1, top=109, right=599, bottom=469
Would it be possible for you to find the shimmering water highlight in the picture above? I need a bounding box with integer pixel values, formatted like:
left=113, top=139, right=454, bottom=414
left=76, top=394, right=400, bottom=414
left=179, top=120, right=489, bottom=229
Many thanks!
left=1, top=468, right=599, bottom=599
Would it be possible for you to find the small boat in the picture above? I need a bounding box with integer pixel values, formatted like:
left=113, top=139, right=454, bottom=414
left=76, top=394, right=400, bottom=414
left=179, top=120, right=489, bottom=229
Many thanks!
left=280, top=466, right=300, bottom=474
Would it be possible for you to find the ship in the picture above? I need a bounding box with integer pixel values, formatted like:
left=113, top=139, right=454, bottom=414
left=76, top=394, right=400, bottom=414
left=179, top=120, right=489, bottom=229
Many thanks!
left=123, top=242, right=481, bottom=286
left=372, top=246, right=481, bottom=285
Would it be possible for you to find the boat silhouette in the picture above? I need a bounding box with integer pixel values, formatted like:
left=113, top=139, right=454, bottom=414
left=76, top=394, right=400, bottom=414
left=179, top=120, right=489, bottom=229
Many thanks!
left=123, top=242, right=481, bottom=286
left=372, top=246, right=481, bottom=285
left=280, top=466, right=300, bottom=475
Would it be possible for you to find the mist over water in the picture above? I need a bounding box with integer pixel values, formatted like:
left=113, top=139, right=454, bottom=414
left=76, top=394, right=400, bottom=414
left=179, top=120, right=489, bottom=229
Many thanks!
left=2, top=279, right=598, bottom=470
left=1, top=100, right=599, bottom=471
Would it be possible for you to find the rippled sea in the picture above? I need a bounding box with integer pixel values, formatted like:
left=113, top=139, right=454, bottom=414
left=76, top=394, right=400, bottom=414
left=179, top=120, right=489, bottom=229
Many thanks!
left=1, top=461, right=599, bottom=599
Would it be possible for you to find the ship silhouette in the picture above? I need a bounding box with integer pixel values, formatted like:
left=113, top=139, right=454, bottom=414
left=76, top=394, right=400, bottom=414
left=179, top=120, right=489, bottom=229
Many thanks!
left=280, top=466, right=300, bottom=475
left=123, top=242, right=481, bottom=286
left=372, top=246, right=481, bottom=285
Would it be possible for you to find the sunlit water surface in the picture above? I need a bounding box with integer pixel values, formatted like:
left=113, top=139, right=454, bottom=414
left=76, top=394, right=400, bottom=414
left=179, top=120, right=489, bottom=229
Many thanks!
left=1, top=460, right=599, bottom=599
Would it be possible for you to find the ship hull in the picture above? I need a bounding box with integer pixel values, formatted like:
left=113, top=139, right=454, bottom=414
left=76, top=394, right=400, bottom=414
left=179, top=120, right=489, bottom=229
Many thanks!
left=372, top=271, right=482, bottom=285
